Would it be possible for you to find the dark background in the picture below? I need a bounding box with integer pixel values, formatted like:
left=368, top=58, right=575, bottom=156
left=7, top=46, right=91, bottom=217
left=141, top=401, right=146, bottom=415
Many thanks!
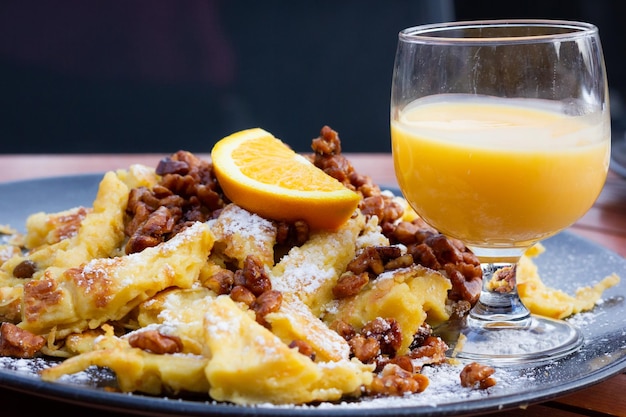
left=0, top=0, right=623, bottom=154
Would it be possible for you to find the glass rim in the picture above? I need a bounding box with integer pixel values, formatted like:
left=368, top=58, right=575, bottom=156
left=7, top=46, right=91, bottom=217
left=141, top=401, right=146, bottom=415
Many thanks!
left=398, top=19, right=599, bottom=45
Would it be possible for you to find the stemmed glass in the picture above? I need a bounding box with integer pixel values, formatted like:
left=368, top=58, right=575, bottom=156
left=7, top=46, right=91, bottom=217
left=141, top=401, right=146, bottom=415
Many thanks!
left=391, top=20, right=611, bottom=364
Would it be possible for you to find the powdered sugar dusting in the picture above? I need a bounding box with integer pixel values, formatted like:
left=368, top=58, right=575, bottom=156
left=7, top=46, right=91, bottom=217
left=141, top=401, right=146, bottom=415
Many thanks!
left=273, top=262, right=334, bottom=295
left=567, top=310, right=598, bottom=327
left=0, top=356, right=51, bottom=376
left=208, top=204, right=274, bottom=241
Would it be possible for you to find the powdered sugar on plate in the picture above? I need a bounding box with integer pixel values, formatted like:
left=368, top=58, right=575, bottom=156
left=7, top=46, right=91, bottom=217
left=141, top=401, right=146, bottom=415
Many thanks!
left=0, top=356, right=51, bottom=377
left=0, top=354, right=529, bottom=410
left=315, top=362, right=531, bottom=411
left=0, top=357, right=116, bottom=387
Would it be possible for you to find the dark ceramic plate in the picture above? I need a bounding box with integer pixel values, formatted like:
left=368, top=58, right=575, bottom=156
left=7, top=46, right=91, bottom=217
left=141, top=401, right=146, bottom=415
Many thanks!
left=0, top=175, right=625, bottom=416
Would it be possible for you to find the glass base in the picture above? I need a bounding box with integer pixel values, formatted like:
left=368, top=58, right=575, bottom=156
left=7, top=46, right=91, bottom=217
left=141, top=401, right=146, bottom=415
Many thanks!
left=435, top=314, right=583, bottom=365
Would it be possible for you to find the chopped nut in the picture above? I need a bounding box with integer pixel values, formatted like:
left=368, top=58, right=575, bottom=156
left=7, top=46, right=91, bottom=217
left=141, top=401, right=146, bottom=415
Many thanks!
left=460, top=362, right=496, bottom=389
left=128, top=329, right=183, bottom=354
left=0, top=322, right=45, bottom=358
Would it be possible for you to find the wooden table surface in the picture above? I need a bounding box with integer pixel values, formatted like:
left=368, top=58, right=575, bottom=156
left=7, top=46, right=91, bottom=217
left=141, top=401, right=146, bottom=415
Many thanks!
left=0, top=153, right=624, bottom=417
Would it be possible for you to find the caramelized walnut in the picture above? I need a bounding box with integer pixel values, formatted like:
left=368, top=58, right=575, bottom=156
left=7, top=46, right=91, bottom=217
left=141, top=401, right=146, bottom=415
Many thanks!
left=275, top=220, right=310, bottom=247
left=128, top=329, right=184, bottom=354
left=367, top=364, right=429, bottom=396
left=204, top=269, right=235, bottom=295
left=0, top=322, right=45, bottom=358
left=332, top=272, right=369, bottom=299
left=241, top=255, right=271, bottom=296
left=388, top=218, right=483, bottom=307
left=341, top=317, right=403, bottom=363
left=252, top=290, right=283, bottom=327
left=460, top=362, right=496, bottom=389
left=329, top=319, right=356, bottom=341
left=409, top=336, right=448, bottom=365
left=125, top=150, right=225, bottom=254
left=346, top=246, right=405, bottom=277
left=362, top=317, right=402, bottom=357
left=488, top=265, right=517, bottom=293
left=377, top=354, right=414, bottom=373
left=219, top=255, right=282, bottom=327
left=230, top=285, right=256, bottom=307
left=309, top=126, right=404, bottom=228
left=348, top=334, right=380, bottom=363
left=289, top=339, right=316, bottom=360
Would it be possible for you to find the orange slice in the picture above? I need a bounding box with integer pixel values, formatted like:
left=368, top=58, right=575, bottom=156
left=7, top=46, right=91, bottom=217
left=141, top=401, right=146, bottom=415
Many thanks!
left=211, top=128, right=360, bottom=230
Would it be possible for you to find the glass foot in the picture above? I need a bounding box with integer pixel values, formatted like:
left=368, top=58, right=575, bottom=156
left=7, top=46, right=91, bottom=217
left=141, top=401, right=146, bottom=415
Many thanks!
left=435, top=315, right=583, bottom=365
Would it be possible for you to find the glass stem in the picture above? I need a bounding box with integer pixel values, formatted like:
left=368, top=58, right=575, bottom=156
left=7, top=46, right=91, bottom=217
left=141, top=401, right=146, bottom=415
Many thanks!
left=468, top=262, right=532, bottom=328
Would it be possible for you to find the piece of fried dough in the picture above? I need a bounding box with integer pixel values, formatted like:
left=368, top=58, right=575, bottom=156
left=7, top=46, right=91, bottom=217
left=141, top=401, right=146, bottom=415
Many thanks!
left=0, top=171, right=130, bottom=323
left=208, top=203, right=277, bottom=268
left=41, top=332, right=210, bottom=395
left=271, top=211, right=365, bottom=316
left=323, top=264, right=451, bottom=355
left=19, top=221, right=214, bottom=339
left=265, top=292, right=350, bottom=362
left=204, top=295, right=372, bottom=405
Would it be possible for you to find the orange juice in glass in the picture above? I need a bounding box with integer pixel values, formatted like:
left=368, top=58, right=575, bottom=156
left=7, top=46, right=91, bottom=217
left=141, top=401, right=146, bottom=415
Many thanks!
left=390, top=20, right=610, bottom=364
left=392, top=95, right=610, bottom=251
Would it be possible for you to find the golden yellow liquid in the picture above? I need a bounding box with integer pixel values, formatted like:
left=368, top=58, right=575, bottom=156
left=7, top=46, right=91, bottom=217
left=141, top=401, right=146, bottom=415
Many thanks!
left=391, top=96, right=610, bottom=249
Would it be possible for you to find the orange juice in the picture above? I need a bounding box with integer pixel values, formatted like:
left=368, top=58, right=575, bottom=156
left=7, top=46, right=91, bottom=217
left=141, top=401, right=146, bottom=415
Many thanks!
left=391, top=95, right=610, bottom=249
